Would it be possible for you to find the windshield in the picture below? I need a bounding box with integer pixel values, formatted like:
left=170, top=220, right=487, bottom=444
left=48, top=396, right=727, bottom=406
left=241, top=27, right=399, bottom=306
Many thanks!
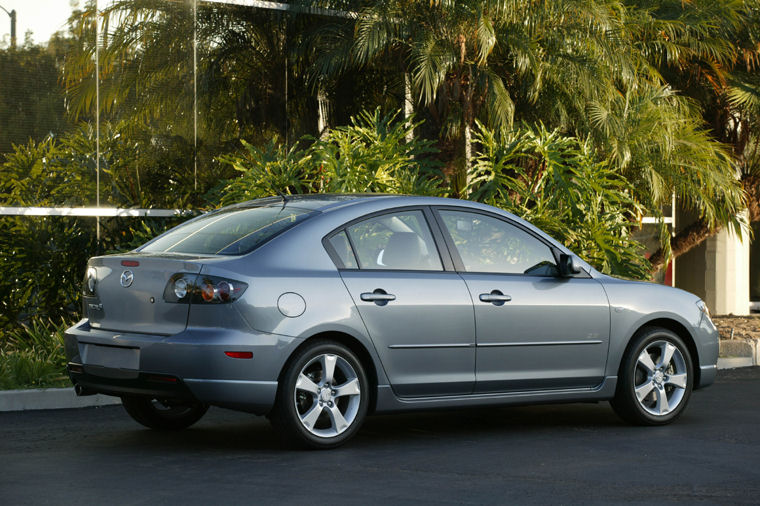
left=139, top=206, right=316, bottom=255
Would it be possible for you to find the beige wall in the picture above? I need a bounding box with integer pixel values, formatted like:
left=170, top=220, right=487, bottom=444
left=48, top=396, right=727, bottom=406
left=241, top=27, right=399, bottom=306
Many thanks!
left=675, top=240, right=707, bottom=301
left=675, top=225, right=750, bottom=316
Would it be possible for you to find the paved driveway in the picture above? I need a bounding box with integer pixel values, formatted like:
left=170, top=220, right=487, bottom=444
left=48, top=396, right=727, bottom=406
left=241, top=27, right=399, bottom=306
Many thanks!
left=1, top=367, right=758, bottom=505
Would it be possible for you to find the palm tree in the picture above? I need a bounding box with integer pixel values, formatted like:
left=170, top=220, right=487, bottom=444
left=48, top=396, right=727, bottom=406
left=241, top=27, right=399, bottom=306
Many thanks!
left=61, top=0, right=337, bottom=205
left=345, top=0, right=745, bottom=258
left=350, top=0, right=641, bottom=190
left=59, top=0, right=752, bottom=274
left=623, top=0, right=760, bottom=270
left=67, top=1, right=284, bottom=139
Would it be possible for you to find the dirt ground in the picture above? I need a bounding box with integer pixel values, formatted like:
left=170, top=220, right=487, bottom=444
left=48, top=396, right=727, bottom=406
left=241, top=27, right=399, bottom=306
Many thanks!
left=712, top=314, right=760, bottom=340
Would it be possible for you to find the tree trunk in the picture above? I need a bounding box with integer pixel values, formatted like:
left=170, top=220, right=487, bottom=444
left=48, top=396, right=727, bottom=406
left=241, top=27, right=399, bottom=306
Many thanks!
left=462, top=66, right=475, bottom=193
left=464, top=122, right=472, bottom=174
left=404, top=73, right=414, bottom=143
left=317, top=84, right=331, bottom=139
left=648, top=219, right=717, bottom=274
left=744, top=174, right=760, bottom=223
left=648, top=174, right=760, bottom=275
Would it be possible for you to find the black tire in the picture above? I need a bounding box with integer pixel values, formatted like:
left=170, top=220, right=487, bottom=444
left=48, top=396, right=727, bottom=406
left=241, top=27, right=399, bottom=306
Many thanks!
left=270, top=339, right=369, bottom=450
left=121, top=396, right=208, bottom=430
left=611, top=327, right=694, bottom=425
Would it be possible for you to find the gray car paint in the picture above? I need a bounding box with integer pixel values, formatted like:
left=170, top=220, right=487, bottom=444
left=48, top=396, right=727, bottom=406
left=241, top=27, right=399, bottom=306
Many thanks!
left=85, top=256, right=203, bottom=335
left=64, top=194, right=719, bottom=416
left=463, top=274, right=611, bottom=392
left=598, top=276, right=718, bottom=386
left=340, top=270, right=476, bottom=397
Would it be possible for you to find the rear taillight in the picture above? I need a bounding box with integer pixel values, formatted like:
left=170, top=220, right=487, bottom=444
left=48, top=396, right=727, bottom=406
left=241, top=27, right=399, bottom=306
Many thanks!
left=173, top=277, right=189, bottom=299
left=164, top=274, right=247, bottom=304
left=84, top=267, right=97, bottom=296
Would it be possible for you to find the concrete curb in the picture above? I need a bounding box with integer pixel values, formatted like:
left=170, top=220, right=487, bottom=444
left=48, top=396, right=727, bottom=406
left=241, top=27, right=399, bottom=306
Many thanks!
left=0, top=387, right=121, bottom=412
left=717, top=357, right=755, bottom=369
left=0, top=337, right=756, bottom=412
left=719, top=337, right=759, bottom=368
left=0, top=358, right=756, bottom=412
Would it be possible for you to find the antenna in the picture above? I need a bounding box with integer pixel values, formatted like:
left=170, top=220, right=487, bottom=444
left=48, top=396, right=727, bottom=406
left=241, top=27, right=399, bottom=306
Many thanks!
left=276, top=191, right=289, bottom=210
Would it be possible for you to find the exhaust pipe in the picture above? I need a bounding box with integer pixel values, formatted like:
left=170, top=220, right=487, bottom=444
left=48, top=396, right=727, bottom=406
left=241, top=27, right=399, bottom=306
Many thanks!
left=74, top=384, right=96, bottom=397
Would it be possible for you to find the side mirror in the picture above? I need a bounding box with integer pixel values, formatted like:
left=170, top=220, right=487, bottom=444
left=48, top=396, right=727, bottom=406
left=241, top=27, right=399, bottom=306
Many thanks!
left=558, top=253, right=581, bottom=277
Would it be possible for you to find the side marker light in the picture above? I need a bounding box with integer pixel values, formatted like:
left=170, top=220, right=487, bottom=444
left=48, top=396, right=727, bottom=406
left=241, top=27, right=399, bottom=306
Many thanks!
left=224, top=351, right=253, bottom=359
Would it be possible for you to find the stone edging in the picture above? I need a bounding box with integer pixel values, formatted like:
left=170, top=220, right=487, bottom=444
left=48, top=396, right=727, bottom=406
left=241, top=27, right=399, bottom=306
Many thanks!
left=719, top=338, right=759, bottom=367
left=0, top=387, right=121, bottom=412
left=1, top=353, right=755, bottom=412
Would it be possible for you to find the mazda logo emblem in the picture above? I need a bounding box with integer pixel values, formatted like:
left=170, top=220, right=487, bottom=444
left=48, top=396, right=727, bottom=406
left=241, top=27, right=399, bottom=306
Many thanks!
left=120, top=270, right=134, bottom=288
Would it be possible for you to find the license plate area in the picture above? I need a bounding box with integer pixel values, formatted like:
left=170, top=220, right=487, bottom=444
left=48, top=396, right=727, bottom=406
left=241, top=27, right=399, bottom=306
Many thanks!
left=80, top=343, right=139, bottom=370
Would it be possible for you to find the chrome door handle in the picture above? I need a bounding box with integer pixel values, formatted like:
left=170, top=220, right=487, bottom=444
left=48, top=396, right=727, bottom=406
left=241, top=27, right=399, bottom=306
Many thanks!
left=360, top=289, right=396, bottom=306
left=360, top=293, right=396, bottom=301
left=479, top=290, right=511, bottom=305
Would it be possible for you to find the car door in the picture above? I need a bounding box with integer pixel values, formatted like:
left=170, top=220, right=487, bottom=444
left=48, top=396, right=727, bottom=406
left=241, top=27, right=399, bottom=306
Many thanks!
left=434, top=208, right=611, bottom=393
left=325, top=208, right=476, bottom=397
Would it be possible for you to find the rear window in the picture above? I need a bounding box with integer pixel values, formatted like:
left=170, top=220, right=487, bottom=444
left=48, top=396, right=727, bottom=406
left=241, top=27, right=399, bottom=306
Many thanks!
left=139, top=206, right=315, bottom=255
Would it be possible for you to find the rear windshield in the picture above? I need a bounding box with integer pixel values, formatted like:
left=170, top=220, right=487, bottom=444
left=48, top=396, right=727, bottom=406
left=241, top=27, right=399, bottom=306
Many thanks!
left=139, top=206, right=315, bottom=256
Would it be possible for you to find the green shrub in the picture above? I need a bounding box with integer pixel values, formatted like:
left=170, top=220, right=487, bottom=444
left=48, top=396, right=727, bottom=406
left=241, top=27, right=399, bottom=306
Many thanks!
left=218, top=108, right=444, bottom=205
left=0, top=215, right=94, bottom=329
left=466, top=122, right=650, bottom=279
left=220, top=110, right=650, bottom=279
left=0, top=318, right=69, bottom=390
left=311, top=109, right=443, bottom=196
left=0, top=349, right=69, bottom=390
left=0, top=126, right=197, bottom=332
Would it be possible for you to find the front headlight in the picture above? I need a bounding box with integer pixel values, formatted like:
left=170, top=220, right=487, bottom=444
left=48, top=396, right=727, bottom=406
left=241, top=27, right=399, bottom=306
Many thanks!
left=696, top=300, right=711, bottom=321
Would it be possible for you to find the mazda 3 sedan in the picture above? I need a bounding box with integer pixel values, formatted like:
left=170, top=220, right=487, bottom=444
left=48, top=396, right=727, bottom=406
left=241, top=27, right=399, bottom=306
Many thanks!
left=65, top=194, right=719, bottom=448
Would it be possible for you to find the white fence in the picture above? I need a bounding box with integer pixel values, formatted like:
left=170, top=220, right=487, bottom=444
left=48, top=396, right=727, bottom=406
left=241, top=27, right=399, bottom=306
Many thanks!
left=0, top=207, right=192, bottom=217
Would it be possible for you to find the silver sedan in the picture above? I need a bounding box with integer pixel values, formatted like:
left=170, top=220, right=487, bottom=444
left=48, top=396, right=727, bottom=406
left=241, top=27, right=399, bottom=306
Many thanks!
left=65, top=195, right=718, bottom=449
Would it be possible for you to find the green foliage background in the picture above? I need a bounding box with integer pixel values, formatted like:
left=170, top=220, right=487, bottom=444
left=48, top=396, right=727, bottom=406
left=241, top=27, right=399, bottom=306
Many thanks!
left=3, top=0, right=760, bottom=387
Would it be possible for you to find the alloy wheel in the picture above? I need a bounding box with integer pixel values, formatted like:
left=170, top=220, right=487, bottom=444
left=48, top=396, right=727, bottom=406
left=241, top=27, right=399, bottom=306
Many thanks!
left=293, top=353, right=362, bottom=438
left=633, top=340, right=689, bottom=416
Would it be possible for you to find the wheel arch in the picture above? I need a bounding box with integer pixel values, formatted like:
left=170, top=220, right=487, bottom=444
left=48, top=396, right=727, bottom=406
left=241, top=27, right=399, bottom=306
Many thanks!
left=277, top=330, right=380, bottom=414
left=625, top=318, right=700, bottom=387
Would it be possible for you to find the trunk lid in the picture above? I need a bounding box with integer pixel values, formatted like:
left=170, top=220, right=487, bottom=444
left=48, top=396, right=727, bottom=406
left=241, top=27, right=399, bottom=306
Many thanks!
left=84, top=254, right=204, bottom=335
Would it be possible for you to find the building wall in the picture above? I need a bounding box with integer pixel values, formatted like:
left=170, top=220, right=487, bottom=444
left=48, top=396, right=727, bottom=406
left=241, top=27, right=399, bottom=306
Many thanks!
left=751, top=222, right=760, bottom=302
left=704, top=227, right=750, bottom=315
left=674, top=209, right=750, bottom=315
left=675, top=240, right=707, bottom=301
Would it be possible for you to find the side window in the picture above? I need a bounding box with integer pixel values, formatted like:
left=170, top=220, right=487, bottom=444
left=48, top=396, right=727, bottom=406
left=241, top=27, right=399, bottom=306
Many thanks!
left=345, top=210, right=443, bottom=271
left=439, top=210, right=558, bottom=276
left=326, top=230, right=358, bottom=269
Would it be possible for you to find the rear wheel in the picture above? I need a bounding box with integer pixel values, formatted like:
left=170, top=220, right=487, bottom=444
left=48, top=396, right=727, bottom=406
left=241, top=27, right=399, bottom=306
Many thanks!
left=121, top=396, right=208, bottom=430
left=611, top=327, right=693, bottom=425
left=271, top=340, right=369, bottom=449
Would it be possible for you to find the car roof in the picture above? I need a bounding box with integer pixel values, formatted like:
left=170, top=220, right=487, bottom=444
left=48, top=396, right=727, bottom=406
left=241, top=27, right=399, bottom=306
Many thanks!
left=226, top=192, right=555, bottom=240
left=228, top=193, right=518, bottom=214
left=228, top=193, right=397, bottom=212
left=214, top=193, right=595, bottom=274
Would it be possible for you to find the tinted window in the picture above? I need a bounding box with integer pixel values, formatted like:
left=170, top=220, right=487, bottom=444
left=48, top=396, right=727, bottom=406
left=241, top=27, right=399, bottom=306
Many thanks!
left=345, top=211, right=442, bottom=271
left=327, top=230, right=358, bottom=268
left=440, top=210, right=558, bottom=276
left=140, top=206, right=314, bottom=255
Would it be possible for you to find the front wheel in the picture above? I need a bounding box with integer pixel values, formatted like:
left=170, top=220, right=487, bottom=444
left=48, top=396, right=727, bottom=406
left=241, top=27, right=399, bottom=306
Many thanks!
left=121, top=396, right=208, bottom=430
left=270, top=340, right=369, bottom=449
left=611, top=327, right=693, bottom=425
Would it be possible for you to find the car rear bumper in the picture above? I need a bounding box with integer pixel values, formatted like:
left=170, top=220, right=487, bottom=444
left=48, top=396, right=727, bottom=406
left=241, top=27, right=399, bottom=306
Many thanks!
left=64, top=319, right=298, bottom=415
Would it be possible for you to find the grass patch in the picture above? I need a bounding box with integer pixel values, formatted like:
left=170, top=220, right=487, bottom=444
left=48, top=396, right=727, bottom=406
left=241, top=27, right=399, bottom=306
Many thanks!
left=0, top=318, right=70, bottom=390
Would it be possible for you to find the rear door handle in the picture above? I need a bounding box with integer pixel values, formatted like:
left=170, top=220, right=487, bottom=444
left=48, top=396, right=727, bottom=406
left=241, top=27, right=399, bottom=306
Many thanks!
left=360, top=289, right=396, bottom=306
left=479, top=290, right=511, bottom=306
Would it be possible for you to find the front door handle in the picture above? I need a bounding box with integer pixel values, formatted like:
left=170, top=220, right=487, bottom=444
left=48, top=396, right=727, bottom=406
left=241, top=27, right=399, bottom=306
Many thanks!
left=479, top=290, right=512, bottom=306
left=360, top=289, right=396, bottom=306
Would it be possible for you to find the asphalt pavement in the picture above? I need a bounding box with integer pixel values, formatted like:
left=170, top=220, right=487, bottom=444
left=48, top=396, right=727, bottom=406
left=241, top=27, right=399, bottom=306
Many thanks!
left=1, top=367, right=758, bottom=505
